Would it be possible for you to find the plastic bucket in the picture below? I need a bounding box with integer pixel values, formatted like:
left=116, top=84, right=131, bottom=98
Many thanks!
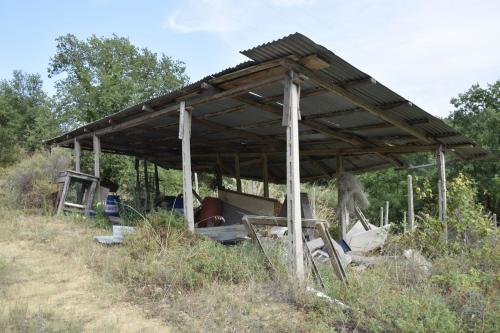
left=104, top=195, right=120, bottom=217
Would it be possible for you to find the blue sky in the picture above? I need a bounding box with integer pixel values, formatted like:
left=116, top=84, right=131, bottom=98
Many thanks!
left=0, top=0, right=498, bottom=117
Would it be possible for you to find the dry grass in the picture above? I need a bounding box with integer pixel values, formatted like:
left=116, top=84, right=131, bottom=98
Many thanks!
left=0, top=207, right=342, bottom=333
left=1, top=204, right=498, bottom=332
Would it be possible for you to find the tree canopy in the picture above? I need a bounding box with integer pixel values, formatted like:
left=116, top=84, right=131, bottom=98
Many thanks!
left=0, top=70, right=58, bottom=166
left=48, top=34, right=189, bottom=130
left=448, top=81, right=499, bottom=212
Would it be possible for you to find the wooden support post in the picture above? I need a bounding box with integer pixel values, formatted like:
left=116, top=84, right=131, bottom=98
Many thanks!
left=384, top=201, right=389, bottom=225
left=216, top=153, right=223, bottom=189
left=234, top=153, right=242, bottom=193
left=74, top=138, right=81, bottom=173
left=493, top=213, right=497, bottom=228
left=93, top=134, right=101, bottom=202
left=380, top=206, right=384, bottom=227
left=436, top=145, right=447, bottom=243
left=134, top=157, right=141, bottom=208
left=154, top=164, right=160, bottom=202
left=143, top=160, right=150, bottom=211
left=262, top=153, right=269, bottom=198
left=407, top=175, right=415, bottom=231
left=179, top=101, right=195, bottom=232
left=337, top=155, right=348, bottom=240
left=284, top=70, right=304, bottom=281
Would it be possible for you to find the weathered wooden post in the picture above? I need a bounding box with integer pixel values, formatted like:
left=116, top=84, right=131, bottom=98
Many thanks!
left=262, top=153, right=269, bottom=198
left=337, top=155, right=348, bottom=240
left=234, top=153, right=242, bottom=193
left=74, top=138, right=81, bottom=173
left=493, top=213, right=497, bottom=228
left=179, top=101, right=195, bottom=233
left=143, top=160, right=150, bottom=211
left=134, top=157, right=141, bottom=208
left=407, top=175, right=415, bottom=231
left=93, top=134, right=101, bottom=202
left=384, top=201, right=389, bottom=225
left=283, top=70, right=304, bottom=281
left=436, top=145, right=447, bottom=243
left=154, top=164, right=160, bottom=202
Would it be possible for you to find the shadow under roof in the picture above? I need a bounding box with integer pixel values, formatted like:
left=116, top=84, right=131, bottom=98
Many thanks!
left=46, top=33, right=490, bottom=183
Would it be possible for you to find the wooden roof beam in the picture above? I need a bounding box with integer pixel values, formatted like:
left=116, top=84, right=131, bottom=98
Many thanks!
left=280, top=58, right=433, bottom=144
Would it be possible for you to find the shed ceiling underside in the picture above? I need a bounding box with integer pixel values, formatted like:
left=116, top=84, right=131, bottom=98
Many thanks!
left=46, top=33, right=489, bottom=183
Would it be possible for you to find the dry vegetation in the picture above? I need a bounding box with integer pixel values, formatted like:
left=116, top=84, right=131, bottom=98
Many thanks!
left=0, top=152, right=498, bottom=332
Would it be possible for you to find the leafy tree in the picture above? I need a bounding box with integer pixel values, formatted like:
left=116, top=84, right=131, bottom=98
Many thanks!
left=0, top=70, right=58, bottom=166
left=448, top=81, right=499, bottom=213
left=47, top=34, right=189, bottom=195
left=48, top=34, right=189, bottom=128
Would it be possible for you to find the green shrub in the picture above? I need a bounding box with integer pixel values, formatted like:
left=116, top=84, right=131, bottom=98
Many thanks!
left=3, top=148, right=70, bottom=211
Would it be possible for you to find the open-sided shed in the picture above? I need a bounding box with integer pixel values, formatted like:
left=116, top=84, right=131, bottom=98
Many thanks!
left=46, top=33, right=488, bottom=280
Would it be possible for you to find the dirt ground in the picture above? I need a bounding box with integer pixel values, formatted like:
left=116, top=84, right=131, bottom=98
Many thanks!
left=0, top=235, right=172, bottom=332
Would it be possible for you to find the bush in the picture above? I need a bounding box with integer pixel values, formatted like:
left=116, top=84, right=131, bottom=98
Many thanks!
left=2, top=149, right=70, bottom=211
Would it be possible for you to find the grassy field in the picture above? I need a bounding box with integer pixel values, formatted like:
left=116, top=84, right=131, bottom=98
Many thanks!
left=0, top=205, right=498, bottom=332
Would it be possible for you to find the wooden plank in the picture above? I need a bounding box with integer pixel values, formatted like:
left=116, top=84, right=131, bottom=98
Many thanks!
left=180, top=101, right=195, bottom=232
left=74, top=138, right=81, bottom=172
left=57, top=73, right=285, bottom=144
left=303, top=234, right=325, bottom=289
left=354, top=205, right=371, bottom=231
left=57, top=175, right=70, bottom=215
left=244, top=215, right=324, bottom=229
left=284, top=71, right=304, bottom=281
left=64, top=202, right=85, bottom=209
left=299, top=54, right=330, bottom=70
left=242, top=216, right=276, bottom=271
left=218, top=190, right=281, bottom=216
left=317, top=222, right=347, bottom=282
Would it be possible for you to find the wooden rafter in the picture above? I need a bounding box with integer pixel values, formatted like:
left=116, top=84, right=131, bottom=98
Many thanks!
left=280, top=58, right=433, bottom=144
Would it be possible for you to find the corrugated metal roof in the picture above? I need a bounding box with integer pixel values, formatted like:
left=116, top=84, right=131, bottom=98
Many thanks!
left=46, top=33, right=491, bottom=183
